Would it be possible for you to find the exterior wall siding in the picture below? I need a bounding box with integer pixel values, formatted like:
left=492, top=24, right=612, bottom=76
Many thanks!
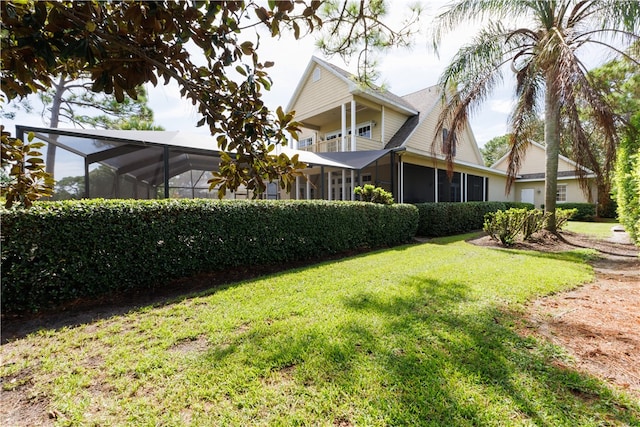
left=493, top=143, right=577, bottom=174
left=384, top=109, right=411, bottom=143
left=514, top=179, right=595, bottom=208
left=292, top=66, right=352, bottom=119
left=403, top=107, right=484, bottom=166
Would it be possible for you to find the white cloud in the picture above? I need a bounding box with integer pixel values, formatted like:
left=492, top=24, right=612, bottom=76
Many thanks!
left=489, top=99, right=515, bottom=115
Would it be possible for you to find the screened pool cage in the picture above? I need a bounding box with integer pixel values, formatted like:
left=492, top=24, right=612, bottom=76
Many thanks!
left=17, top=126, right=393, bottom=201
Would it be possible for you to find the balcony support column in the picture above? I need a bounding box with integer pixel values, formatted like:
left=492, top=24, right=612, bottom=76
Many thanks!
left=341, top=103, right=347, bottom=151
left=351, top=100, right=356, bottom=151
left=381, top=106, right=385, bottom=147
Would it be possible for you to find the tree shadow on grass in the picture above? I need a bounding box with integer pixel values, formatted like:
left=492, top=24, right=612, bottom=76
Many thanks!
left=336, top=276, right=639, bottom=426
left=179, top=272, right=638, bottom=424
left=0, top=240, right=422, bottom=344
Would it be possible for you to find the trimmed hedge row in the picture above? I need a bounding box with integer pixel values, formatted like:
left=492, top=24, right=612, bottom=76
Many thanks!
left=556, top=203, right=596, bottom=221
left=414, top=201, right=534, bottom=237
left=1, top=199, right=418, bottom=312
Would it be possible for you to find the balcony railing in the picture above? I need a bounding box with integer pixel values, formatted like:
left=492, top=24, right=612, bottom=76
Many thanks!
left=298, top=136, right=384, bottom=153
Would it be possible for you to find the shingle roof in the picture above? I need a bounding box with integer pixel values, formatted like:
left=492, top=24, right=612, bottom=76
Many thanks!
left=385, top=86, right=442, bottom=149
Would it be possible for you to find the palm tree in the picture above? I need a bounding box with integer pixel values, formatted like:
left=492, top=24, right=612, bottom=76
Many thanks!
left=431, top=0, right=639, bottom=231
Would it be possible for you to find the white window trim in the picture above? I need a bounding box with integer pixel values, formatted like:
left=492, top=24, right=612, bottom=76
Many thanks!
left=325, top=121, right=373, bottom=141
left=556, top=184, right=567, bottom=202
left=325, top=131, right=342, bottom=141
left=298, top=136, right=313, bottom=148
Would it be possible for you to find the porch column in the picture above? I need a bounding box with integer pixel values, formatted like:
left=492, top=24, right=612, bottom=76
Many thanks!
left=327, top=170, right=332, bottom=201
left=306, top=177, right=311, bottom=200
left=484, top=177, right=488, bottom=201
left=342, top=169, right=346, bottom=201
left=84, top=158, right=90, bottom=198
left=399, top=158, right=404, bottom=203
left=350, top=170, right=355, bottom=200
left=434, top=168, right=438, bottom=203
left=341, top=103, right=347, bottom=151
left=351, top=100, right=356, bottom=151
left=295, top=176, right=300, bottom=200
left=390, top=151, right=395, bottom=202
left=381, top=106, right=385, bottom=147
left=320, top=166, right=325, bottom=200
left=163, top=146, right=170, bottom=198
left=463, top=173, right=467, bottom=202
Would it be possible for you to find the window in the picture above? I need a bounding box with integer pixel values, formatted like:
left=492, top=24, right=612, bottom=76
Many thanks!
left=357, top=124, right=371, bottom=138
left=298, top=137, right=313, bottom=148
left=442, top=128, right=457, bottom=157
left=361, top=174, right=372, bottom=184
left=265, top=182, right=278, bottom=200
left=325, top=131, right=341, bottom=141
left=556, top=184, right=567, bottom=202
left=326, top=122, right=373, bottom=142
left=313, top=67, right=321, bottom=82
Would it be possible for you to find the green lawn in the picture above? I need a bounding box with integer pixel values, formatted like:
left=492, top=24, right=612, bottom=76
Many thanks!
left=2, top=235, right=639, bottom=426
left=564, top=220, right=620, bottom=239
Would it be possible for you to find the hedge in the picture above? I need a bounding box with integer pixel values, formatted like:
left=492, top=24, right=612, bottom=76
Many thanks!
left=556, top=203, right=596, bottom=221
left=615, top=113, right=640, bottom=244
left=414, top=201, right=534, bottom=237
left=1, top=199, right=418, bottom=312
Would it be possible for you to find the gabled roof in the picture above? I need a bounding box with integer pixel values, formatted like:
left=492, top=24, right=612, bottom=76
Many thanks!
left=491, top=140, right=595, bottom=177
left=286, top=56, right=418, bottom=115
left=384, top=86, right=442, bottom=149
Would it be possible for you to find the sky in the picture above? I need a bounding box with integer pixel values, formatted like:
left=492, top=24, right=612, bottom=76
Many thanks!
left=144, top=0, right=514, bottom=146
left=4, top=0, right=619, bottom=151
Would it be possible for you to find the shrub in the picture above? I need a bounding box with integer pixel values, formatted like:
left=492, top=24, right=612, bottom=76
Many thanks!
left=556, top=203, right=596, bottom=221
left=1, top=199, right=418, bottom=312
left=555, top=208, right=578, bottom=229
left=598, top=198, right=618, bottom=219
left=414, top=201, right=519, bottom=237
left=521, top=209, right=548, bottom=240
left=483, top=209, right=525, bottom=246
left=0, top=127, right=54, bottom=208
left=614, top=113, right=640, bottom=245
left=504, top=202, right=535, bottom=210
left=483, top=208, right=576, bottom=246
left=354, top=184, right=394, bottom=205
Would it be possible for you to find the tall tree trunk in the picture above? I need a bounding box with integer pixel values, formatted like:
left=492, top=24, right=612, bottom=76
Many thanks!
left=544, top=73, right=561, bottom=232
left=45, top=74, right=67, bottom=175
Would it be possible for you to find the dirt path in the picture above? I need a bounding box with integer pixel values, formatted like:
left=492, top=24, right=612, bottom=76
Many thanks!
left=508, top=230, right=640, bottom=399
left=523, top=252, right=640, bottom=399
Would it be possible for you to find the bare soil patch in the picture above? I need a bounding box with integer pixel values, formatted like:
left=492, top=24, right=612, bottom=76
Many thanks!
left=471, top=228, right=640, bottom=399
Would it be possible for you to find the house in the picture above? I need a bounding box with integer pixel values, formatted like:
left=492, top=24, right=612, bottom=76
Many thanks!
left=284, top=56, right=511, bottom=203
left=491, top=141, right=597, bottom=208
left=18, top=56, right=596, bottom=206
left=284, top=56, right=596, bottom=207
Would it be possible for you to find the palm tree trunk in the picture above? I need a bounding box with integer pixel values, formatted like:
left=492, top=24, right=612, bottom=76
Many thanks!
left=544, top=73, right=561, bottom=232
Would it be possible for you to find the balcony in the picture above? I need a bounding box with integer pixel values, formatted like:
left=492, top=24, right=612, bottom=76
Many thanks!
left=298, top=136, right=384, bottom=153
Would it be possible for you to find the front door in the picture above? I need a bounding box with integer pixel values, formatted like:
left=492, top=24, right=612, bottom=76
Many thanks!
left=521, top=188, right=535, bottom=205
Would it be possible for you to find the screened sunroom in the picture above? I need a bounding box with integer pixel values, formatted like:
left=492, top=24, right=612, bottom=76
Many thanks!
left=16, top=126, right=391, bottom=201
